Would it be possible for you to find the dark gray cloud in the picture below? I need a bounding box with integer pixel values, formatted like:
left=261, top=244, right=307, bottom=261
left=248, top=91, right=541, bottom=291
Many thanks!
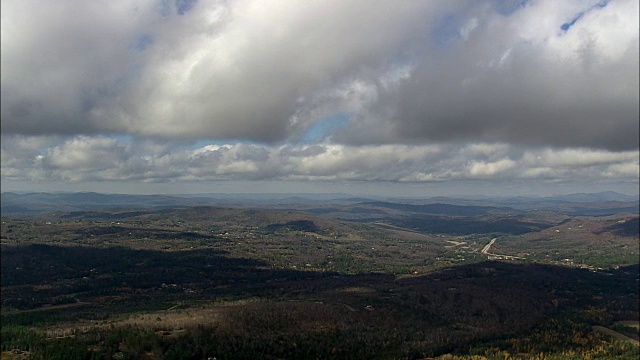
left=1, top=1, right=442, bottom=141
left=388, top=12, right=639, bottom=150
left=3, top=0, right=635, bottom=149
left=336, top=0, right=639, bottom=150
left=1, top=1, right=153, bottom=135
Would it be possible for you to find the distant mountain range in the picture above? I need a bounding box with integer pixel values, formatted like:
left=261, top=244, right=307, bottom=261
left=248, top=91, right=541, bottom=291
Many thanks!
left=357, top=201, right=516, bottom=216
left=1, top=191, right=637, bottom=216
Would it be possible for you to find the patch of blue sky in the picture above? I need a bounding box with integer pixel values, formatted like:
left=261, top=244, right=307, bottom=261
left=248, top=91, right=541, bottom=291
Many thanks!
left=156, top=0, right=172, bottom=18
left=175, top=0, right=198, bottom=15
left=495, top=0, right=529, bottom=16
left=111, top=134, right=134, bottom=145
left=430, top=10, right=484, bottom=48
left=135, top=34, right=153, bottom=51
left=170, top=112, right=353, bottom=149
left=432, top=1, right=530, bottom=47
left=301, top=112, right=352, bottom=143
left=561, top=14, right=584, bottom=31
left=561, top=0, right=609, bottom=32
left=154, top=0, right=197, bottom=18
left=431, top=13, right=464, bottom=48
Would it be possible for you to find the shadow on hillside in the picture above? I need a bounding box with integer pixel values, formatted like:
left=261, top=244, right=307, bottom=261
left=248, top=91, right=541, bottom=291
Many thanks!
left=2, top=245, right=638, bottom=332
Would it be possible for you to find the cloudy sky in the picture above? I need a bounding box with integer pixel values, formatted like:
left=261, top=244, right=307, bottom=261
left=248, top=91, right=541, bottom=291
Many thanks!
left=1, top=0, right=638, bottom=196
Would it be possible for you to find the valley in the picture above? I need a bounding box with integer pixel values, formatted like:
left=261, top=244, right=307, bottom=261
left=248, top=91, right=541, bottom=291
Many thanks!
left=1, top=192, right=638, bottom=359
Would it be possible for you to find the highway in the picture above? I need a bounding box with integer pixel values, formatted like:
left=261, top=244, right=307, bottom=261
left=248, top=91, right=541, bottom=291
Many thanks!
left=481, top=238, right=497, bottom=255
left=481, top=237, right=525, bottom=260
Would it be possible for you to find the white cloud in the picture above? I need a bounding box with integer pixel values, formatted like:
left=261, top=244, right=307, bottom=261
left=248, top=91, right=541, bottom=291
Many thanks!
left=2, top=136, right=637, bottom=186
left=468, top=159, right=517, bottom=177
left=523, top=148, right=638, bottom=167
left=605, top=163, right=640, bottom=178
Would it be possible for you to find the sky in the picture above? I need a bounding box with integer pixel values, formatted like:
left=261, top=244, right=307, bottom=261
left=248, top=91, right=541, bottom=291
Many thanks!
left=1, top=0, right=638, bottom=197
